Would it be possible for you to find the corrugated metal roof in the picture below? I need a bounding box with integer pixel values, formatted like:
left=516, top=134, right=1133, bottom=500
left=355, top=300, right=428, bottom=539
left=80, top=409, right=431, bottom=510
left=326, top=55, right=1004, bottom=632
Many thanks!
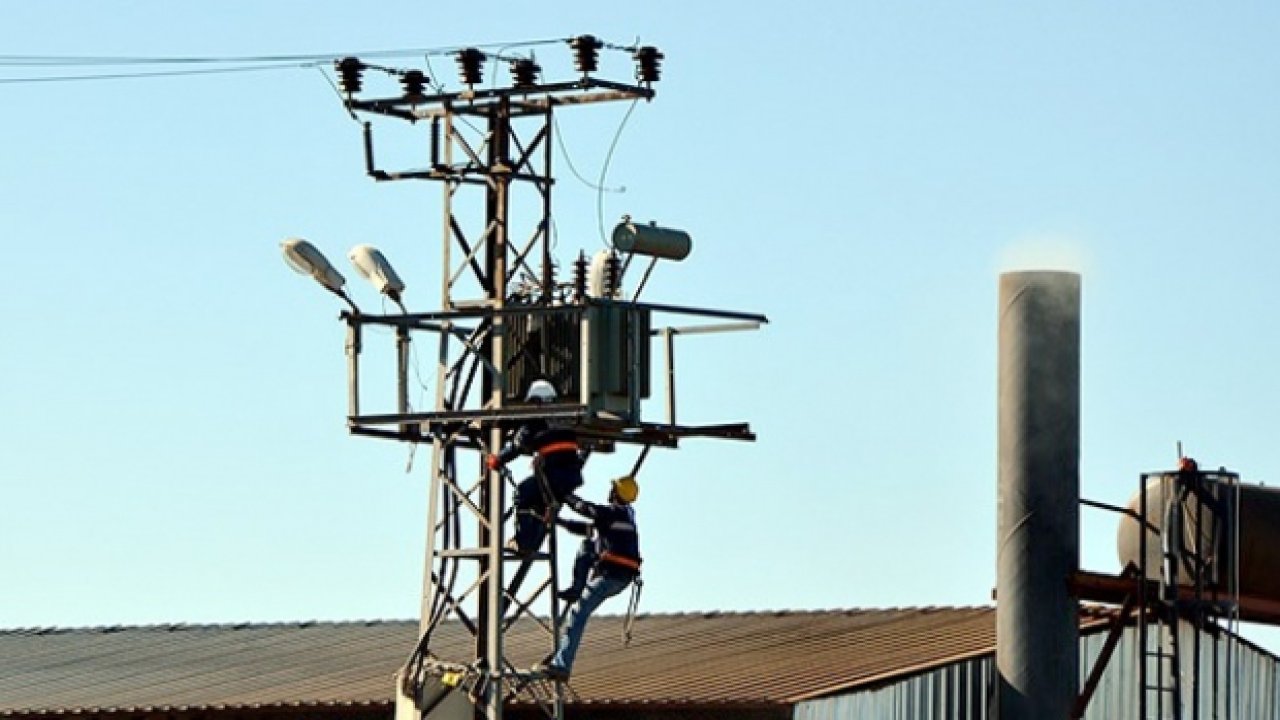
left=0, top=607, right=1118, bottom=715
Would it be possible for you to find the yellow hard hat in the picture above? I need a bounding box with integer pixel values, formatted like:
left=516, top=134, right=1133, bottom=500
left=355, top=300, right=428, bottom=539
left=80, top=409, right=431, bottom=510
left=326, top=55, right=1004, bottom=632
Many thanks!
left=611, top=476, right=639, bottom=504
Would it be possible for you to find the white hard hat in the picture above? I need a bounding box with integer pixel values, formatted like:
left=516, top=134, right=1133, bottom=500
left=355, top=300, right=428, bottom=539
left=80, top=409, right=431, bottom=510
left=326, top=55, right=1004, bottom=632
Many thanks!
left=525, top=380, right=557, bottom=403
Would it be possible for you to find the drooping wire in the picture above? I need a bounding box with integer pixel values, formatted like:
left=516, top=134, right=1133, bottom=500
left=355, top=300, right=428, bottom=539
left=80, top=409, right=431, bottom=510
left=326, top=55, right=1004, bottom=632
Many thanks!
left=403, top=337, right=436, bottom=475
left=596, top=98, right=640, bottom=247
left=420, top=54, right=450, bottom=95
left=552, top=114, right=625, bottom=194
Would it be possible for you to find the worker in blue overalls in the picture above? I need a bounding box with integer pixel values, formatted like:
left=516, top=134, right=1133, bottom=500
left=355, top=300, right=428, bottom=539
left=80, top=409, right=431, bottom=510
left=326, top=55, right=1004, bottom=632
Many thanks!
left=535, top=476, right=641, bottom=681
left=486, top=379, right=585, bottom=555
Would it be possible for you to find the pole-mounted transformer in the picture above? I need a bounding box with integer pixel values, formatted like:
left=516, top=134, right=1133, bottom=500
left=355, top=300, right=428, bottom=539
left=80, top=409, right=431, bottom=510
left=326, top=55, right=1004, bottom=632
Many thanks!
left=298, top=36, right=766, bottom=720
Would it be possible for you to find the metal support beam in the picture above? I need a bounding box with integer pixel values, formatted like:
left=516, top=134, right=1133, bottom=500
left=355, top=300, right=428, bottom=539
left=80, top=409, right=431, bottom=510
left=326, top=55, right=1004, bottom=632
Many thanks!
left=1072, top=572, right=1139, bottom=719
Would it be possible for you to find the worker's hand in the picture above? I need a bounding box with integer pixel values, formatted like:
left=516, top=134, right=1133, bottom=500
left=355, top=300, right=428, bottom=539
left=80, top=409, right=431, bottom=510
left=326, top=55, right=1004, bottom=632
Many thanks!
left=485, top=454, right=501, bottom=471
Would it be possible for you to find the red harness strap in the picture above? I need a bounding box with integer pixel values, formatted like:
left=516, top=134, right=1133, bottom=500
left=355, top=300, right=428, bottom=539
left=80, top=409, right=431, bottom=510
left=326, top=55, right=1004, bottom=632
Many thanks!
left=600, top=550, right=642, bottom=572
left=538, top=441, right=579, bottom=456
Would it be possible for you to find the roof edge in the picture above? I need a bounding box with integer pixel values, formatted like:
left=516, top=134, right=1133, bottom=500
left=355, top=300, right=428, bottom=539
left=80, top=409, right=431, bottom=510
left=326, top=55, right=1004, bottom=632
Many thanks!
left=1, top=700, right=394, bottom=717
left=1, top=606, right=1001, bottom=635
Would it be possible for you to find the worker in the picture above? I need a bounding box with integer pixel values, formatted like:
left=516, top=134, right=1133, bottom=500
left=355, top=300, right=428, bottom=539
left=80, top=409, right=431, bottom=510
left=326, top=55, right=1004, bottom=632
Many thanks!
left=486, top=379, right=585, bottom=555
left=535, top=476, right=641, bottom=681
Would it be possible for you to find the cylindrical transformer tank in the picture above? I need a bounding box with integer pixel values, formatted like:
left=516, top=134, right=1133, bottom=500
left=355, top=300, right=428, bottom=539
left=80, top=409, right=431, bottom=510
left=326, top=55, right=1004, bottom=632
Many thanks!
left=611, top=220, right=692, bottom=260
left=1117, top=475, right=1280, bottom=601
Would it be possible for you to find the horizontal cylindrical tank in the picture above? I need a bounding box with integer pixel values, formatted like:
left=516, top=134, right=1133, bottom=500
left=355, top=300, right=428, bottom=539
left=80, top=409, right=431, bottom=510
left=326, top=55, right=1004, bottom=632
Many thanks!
left=611, top=220, right=692, bottom=260
left=1117, top=475, right=1280, bottom=601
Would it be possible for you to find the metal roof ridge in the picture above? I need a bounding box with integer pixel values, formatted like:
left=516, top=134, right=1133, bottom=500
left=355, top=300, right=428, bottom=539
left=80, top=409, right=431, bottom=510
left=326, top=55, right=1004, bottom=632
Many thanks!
left=0, top=619, right=415, bottom=635
left=1, top=606, right=1006, bottom=634
left=0, top=699, right=395, bottom=717
left=555, top=697, right=785, bottom=708
left=637, top=604, right=996, bottom=616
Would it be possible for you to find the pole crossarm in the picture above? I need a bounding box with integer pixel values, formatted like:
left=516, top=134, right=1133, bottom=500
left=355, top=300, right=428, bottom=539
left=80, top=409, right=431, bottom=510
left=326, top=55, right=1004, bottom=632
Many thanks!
left=347, top=78, right=653, bottom=120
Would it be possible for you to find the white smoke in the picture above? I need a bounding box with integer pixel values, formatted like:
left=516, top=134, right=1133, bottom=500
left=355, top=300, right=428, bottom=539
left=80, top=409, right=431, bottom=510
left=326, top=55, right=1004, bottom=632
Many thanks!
left=997, top=233, right=1091, bottom=274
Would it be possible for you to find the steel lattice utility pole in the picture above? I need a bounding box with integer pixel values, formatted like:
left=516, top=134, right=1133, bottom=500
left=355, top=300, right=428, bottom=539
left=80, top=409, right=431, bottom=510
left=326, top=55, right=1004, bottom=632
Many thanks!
left=315, top=38, right=766, bottom=720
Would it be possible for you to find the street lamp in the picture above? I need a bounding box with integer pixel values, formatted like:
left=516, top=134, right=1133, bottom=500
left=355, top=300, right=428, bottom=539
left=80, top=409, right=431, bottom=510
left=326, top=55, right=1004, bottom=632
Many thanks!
left=348, top=244, right=407, bottom=311
left=280, top=237, right=359, bottom=313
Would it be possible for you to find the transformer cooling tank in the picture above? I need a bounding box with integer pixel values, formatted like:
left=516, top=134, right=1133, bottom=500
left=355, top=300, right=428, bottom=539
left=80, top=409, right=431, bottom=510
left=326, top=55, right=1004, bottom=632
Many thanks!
left=611, top=220, right=692, bottom=260
left=1117, top=476, right=1280, bottom=601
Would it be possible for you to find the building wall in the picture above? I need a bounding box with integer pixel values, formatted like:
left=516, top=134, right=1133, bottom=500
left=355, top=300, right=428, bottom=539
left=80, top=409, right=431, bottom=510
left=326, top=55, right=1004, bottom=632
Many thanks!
left=794, top=626, right=1280, bottom=720
left=793, top=655, right=993, bottom=720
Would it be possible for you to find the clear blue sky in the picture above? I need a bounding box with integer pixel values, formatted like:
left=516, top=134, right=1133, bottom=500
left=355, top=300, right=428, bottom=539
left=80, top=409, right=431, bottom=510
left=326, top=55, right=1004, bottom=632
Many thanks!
left=4, top=2, right=1280, bottom=651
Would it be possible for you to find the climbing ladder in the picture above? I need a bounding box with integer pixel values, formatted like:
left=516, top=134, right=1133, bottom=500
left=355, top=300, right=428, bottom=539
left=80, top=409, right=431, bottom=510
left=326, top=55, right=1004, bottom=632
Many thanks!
left=1139, top=485, right=1184, bottom=720
left=1135, top=464, right=1236, bottom=720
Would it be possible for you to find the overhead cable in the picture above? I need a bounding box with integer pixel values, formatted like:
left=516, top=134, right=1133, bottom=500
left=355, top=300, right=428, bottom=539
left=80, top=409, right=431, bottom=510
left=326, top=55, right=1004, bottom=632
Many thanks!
left=0, top=37, right=571, bottom=68
left=0, top=62, right=318, bottom=84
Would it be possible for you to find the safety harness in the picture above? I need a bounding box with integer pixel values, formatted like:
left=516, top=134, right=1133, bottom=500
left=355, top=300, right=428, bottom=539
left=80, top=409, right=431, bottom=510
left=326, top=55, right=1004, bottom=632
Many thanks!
left=599, top=533, right=643, bottom=647
left=599, top=550, right=642, bottom=572
left=623, top=575, right=644, bottom=647
left=537, top=440, right=579, bottom=457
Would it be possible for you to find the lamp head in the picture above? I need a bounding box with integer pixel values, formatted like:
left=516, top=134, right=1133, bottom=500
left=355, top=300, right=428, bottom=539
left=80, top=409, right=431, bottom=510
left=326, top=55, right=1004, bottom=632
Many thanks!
left=348, top=244, right=406, bottom=305
left=281, top=237, right=346, bottom=294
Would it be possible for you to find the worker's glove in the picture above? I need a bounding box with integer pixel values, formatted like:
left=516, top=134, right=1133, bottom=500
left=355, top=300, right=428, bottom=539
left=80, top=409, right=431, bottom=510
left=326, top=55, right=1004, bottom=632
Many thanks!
left=485, top=454, right=501, bottom=471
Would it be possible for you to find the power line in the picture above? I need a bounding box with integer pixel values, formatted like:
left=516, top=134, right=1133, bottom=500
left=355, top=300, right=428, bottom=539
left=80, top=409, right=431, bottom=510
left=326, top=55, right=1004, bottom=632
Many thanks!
left=0, top=62, right=319, bottom=84
left=0, top=36, right=647, bottom=87
left=0, top=37, right=572, bottom=68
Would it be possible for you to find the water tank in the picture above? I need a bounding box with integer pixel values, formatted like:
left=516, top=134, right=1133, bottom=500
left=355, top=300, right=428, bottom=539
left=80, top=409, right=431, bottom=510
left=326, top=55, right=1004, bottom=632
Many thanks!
left=1116, top=474, right=1280, bottom=601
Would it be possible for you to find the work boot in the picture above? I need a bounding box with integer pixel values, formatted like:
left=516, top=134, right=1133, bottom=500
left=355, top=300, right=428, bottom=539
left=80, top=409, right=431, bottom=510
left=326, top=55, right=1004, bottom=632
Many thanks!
left=532, top=662, right=569, bottom=682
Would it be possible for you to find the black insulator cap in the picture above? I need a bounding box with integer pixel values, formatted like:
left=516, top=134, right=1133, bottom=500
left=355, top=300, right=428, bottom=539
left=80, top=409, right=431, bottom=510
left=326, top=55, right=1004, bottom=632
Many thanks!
left=455, top=48, right=486, bottom=86
left=569, top=34, right=603, bottom=74
left=573, top=251, right=588, bottom=300
left=634, top=46, right=663, bottom=83
left=400, top=70, right=428, bottom=100
left=509, top=58, right=541, bottom=89
left=335, top=56, right=365, bottom=94
left=605, top=252, right=621, bottom=296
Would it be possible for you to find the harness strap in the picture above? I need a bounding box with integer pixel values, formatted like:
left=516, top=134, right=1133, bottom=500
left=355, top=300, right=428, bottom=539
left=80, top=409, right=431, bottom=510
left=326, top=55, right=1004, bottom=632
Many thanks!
left=537, top=441, right=579, bottom=456
left=533, top=465, right=556, bottom=510
left=599, top=550, right=642, bottom=572
left=623, top=575, right=644, bottom=647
